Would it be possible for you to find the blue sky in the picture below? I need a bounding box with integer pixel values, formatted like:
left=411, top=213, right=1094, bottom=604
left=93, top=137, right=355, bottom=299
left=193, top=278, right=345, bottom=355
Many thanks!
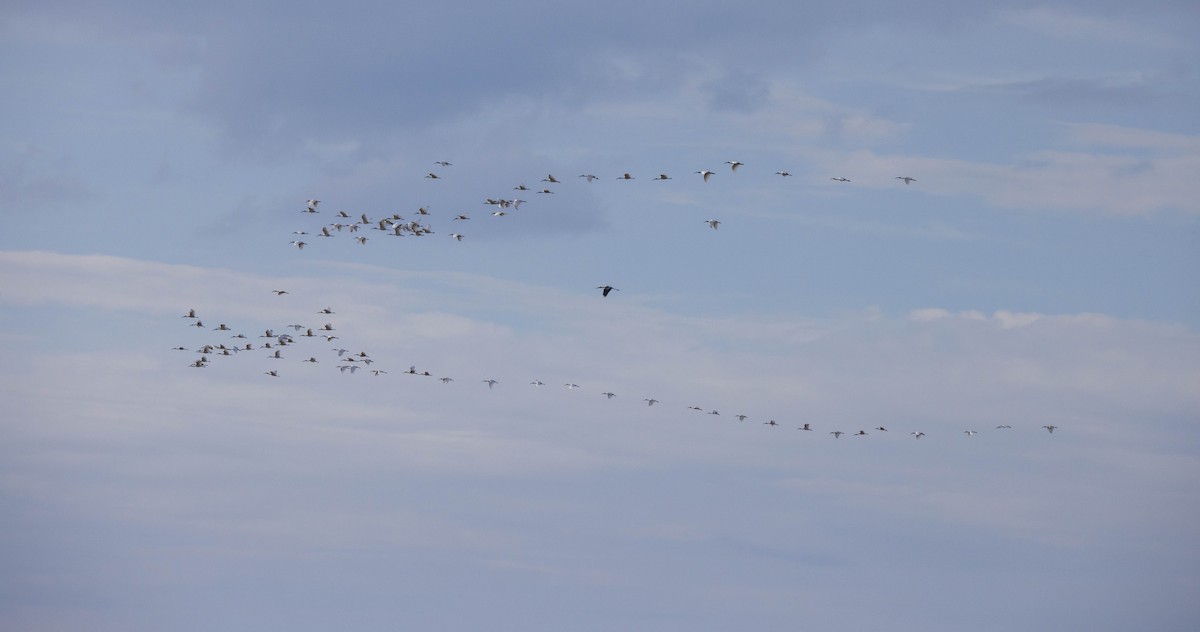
left=2, top=2, right=1199, bottom=630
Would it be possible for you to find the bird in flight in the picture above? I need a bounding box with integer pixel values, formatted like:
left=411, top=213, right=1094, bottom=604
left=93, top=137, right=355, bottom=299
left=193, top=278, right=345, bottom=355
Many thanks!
left=579, top=174, right=599, bottom=182
left=911, top=432, right=925, bottom=439
left=725, top=160, right=744, bottom=172
left=435, top=161, right=452, bottom=167
left=597, top=285, right=618, bottom=297
left=643, top=398, right=659, bottom=406
left=617, top=173, right=635, bottom=180
left=425, top=173, right=440, bottom=179
left=764, top=420, right=779, bottom=427
left=775, top=171, right=792, bottom=177
left=964, top=430, right=978, bottom=437
left=705, top=219, right=721, bottom=230
left=830, top=431, right=844, bottom=438
left=653, top=174, right=671, bottom=180
left=799, top=423, right=812, bottom=431
left=1043, top=425, right=1058, bottom=434
left=696, top=170, right=714, bottom=182
left=831, top=177, right=851, bottom=182
left=542, top=174, right=560, bottom=184
left=483, top=379, right=499, bottom=389
left=602, top=392, right=616, bottom=399
left=896, top=176, right=917, bottom=185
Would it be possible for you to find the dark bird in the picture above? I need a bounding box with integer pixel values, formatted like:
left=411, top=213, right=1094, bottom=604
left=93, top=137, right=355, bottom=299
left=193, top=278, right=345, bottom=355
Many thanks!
left=597, top=285, right=618, bottom=297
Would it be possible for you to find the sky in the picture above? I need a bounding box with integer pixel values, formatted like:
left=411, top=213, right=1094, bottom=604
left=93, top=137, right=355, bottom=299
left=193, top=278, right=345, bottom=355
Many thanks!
left=1, top=1, right=1199, bottom=630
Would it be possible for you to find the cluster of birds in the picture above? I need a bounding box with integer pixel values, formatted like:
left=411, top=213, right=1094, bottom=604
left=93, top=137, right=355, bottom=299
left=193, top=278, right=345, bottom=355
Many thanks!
left=177, top=300, right=388, bottom=377
left=177, top=284, right=1060, bottom=440
left=285, top=160, right=920, bottom=249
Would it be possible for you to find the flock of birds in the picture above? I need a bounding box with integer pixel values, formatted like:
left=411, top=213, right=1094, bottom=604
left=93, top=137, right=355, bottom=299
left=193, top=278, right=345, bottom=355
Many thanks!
left=177, top=159, right=1062, bottom=441
left=178, top=251, right=1060, bottom=443
left=285, top=160, right=920, bottom=250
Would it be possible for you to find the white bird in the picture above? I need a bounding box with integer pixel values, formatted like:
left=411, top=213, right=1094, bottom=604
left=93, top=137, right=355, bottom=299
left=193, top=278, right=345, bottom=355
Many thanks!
left=439, top=377, right=453, bottom=383
left=579, top=174, right=599, bottom=182
left=964, top=430, right=978, bottom=436
left=911, top=431, right=925, bottom=439
left=705, top=219, right=721, bottom=230
left=696, top=170, right=714, bottom=182
left=289, top=240, right=306, bottom=249
left=450, top=233, right=464, bottom=241
left=896, top=176, right=917, bottom=185
left=564, top=383, right=580, bottom=389
left=1043, top=425, right=1058, bottom=434
left=483, top=379, right=499, bottom=389
left=725, top=160, right=743, bottom=172
left=530, top=380, right=545, bottom=386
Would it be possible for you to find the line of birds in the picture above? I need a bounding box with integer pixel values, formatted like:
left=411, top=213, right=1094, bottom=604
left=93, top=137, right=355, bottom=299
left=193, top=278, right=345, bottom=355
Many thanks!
left=176, top=289, right=1059, bottom=441
left=287, top=161, right=918, bottom=249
